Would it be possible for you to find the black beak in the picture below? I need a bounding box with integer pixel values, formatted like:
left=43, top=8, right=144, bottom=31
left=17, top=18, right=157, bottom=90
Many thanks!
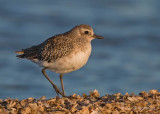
left=93, top=34, right=104, bottom=39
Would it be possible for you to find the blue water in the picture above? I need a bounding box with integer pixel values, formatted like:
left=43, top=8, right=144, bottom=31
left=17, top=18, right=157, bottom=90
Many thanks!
left=0, top=0, right=160, bottom=99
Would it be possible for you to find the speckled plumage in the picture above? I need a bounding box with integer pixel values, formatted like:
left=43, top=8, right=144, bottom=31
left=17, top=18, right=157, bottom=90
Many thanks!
left=16, top=24, right=92, bottom=63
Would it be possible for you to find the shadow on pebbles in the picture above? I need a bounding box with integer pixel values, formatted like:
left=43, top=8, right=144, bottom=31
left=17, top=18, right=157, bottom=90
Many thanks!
left=0, top=90, right=160, bottom=113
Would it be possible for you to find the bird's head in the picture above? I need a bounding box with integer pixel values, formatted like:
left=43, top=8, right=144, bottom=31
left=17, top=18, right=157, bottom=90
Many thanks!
left=71, top=24, right=103, bottom=41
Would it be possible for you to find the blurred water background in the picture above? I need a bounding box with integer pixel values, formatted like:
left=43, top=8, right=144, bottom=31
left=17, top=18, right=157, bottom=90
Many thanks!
left=0, top=0, right=160, bottom=99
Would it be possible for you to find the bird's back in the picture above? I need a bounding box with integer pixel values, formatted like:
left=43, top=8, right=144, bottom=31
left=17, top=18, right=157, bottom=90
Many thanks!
left=16, top=33, right=75, bottom=63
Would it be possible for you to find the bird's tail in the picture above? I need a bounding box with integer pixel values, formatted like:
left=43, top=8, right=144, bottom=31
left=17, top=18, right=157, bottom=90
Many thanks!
left=15, top=43, right=42, bottom=60
left=15, top=51, right=24, bottom=54
left=15, top=51, right=25, bottom=58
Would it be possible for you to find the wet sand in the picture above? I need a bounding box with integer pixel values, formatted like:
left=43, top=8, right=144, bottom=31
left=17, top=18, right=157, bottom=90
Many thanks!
left=0, top=89, right=160, bottom=113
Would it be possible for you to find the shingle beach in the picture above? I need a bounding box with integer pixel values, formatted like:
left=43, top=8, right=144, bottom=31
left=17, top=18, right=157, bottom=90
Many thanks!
left=0, top=90, right=160, bottom=113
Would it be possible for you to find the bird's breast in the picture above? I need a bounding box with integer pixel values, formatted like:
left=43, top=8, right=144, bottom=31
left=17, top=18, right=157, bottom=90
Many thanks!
left=38, top=44, right=92, bottom=73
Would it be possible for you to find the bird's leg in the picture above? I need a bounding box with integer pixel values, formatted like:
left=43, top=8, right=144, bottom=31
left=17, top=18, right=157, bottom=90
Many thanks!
left=42, top=68, right=64, bottom=96
left=59, top=73, right=66, bottom=96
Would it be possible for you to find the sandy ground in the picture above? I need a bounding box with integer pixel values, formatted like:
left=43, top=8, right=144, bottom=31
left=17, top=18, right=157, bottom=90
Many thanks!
left=0, top=90, right=160, bottom=114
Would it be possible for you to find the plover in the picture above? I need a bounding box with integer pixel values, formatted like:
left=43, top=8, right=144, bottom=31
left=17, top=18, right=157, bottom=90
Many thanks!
left=15, top=24, right=103, bottom=97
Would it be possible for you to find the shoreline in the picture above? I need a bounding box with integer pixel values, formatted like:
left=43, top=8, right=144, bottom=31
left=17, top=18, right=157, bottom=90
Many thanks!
left=0, top=90, right=160, bottom=113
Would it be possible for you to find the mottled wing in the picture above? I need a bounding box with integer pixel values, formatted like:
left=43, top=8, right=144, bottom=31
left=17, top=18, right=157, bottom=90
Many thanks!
left=16, top=35, right=74, bottom=62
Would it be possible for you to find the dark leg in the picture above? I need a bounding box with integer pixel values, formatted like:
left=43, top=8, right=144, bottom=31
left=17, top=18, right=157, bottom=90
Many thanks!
left=60, top=73, right=65, bottom=96
left=42, top=68, right=64, bottom=96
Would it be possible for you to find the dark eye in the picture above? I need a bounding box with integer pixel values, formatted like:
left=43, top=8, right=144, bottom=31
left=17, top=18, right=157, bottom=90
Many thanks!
left=84, top=31, right=89, bottom=34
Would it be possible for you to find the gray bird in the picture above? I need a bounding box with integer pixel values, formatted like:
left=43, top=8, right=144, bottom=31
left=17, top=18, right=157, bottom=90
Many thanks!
left=15, top=24, right=103, bottom=97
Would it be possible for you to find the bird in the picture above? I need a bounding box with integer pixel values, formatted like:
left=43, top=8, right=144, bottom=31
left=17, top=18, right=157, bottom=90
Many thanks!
left=15, top=24, right=103, bottom=97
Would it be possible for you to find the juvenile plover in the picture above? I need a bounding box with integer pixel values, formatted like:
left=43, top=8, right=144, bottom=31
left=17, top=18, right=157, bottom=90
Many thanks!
left=15, top=24, right=103, bottom=97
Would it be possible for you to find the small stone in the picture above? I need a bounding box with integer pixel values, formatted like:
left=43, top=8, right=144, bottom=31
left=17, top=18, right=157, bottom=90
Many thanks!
left=72, top=93, right=77, bottom=98
left=149, top=90, right=158, bottom=95
left=0, top=108, right=8, bottom=114
left=10, top=108, right=18, bottom=114
left=20, top=99, right=27, bottom=107
left=105, top=104, right=112, bottom=110
left=27, top=97, right=35, bottom=102
left=38, top=96, right=46, bottom=101
left=83, top=93, right=87, bottom=99
left=7, top=100, right=16, bottom=109
left=89, top=90, right=100, bottom=98
left=139, top=91, right=148, bottom=98
left=20, top=106, right=31, bottom=114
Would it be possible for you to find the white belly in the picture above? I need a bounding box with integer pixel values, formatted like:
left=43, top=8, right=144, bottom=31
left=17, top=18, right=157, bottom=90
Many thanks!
left=37, top=45, right=91, bottom=73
